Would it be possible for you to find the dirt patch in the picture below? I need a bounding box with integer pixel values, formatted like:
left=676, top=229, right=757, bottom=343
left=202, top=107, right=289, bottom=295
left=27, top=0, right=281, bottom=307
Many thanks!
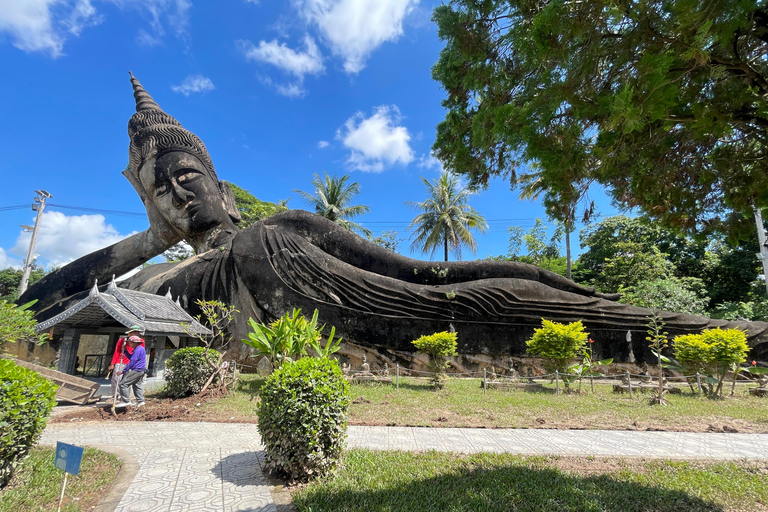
left=52, top=392, right=259, bottom=424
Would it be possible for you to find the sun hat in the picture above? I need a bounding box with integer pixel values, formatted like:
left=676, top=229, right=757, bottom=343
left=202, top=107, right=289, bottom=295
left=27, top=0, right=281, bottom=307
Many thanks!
left=125, top=325, right=143, bottom=334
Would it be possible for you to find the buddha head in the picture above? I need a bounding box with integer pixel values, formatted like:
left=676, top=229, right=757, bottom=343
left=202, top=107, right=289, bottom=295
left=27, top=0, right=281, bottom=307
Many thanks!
left=124, top=73, right=240, bottom=244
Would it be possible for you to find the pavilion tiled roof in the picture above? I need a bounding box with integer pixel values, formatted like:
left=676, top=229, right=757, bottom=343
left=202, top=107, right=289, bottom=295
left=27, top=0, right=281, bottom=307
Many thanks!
left=34, top=276, right=211, bottom=336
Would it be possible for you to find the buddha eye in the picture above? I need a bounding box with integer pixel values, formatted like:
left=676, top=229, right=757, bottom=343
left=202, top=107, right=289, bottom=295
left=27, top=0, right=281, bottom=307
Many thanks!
left=155, top=181, right=170, bottom=196
left=176, top=168, right=203, bottom=184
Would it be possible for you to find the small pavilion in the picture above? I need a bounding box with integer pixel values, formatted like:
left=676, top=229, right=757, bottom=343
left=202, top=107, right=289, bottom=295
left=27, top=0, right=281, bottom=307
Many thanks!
left=34, top=277, right=211, bottom=377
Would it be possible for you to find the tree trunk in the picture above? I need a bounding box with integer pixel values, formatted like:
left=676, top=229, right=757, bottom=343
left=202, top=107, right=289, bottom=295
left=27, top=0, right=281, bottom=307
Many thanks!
left=444, top=237, right=448, bottom=262
left=753, top=206, right=768, bottom=297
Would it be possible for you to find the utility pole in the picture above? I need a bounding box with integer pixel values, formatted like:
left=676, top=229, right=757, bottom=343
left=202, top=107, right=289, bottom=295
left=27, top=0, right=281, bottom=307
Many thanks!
left=754, top=206, right=768, bottom=298
left=18, top=190, right=52, bottom=297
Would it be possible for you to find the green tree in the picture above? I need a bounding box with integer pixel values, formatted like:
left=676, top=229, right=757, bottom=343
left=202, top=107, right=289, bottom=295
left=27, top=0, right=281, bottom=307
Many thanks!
left=0, top=267, right=46, bottom=302
left=294, top=172, right=372, bottom=237
left=370, top=230, right=403, bottom=252
left=517, top=170, right=595, bottom=280
left=406, top=172, right=488, bottom=261
left=230, top=183, right=289, bottom=228
left=431, top=0, right=768, bottom=242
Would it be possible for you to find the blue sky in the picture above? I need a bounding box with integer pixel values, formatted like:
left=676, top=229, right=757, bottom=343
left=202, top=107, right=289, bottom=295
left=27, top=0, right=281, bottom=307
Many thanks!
left=0, top=0, right=620, bottom=271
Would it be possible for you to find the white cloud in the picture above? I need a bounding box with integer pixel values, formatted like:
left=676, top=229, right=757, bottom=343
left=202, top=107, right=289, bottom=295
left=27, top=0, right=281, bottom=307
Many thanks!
left=171, top=74, right=215, bottom=96
left=336, top=105, right=414, bottom=173
left=297, top=0, right=417, bottom=73
left=0, top=0, right=98, bottom=57
left=240, top=35, right=324, bottom=97
left=417, top=152, right=443, bottom=172
left=317, top=140, right=330, bottom=149
left=10, top=211, right=135, bottom=268
left=0, top=0, right=190, bottom=57
left=0, top=248, right=22, bottom=269
left=240, top=36, right=324, bottom=77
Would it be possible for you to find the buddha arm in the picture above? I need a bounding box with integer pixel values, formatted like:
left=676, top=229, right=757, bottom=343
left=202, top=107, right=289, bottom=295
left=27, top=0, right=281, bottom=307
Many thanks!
left=18, top=228, right=178, bottom=312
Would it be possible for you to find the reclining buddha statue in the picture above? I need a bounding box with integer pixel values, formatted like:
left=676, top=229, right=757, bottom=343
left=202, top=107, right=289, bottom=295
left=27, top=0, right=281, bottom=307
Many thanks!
left=22, top=73, right=768, bottom=365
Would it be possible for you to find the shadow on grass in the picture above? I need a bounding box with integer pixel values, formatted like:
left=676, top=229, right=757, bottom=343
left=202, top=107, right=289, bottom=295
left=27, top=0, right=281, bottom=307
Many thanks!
left=295, top=461, right=723, bottom=512
left=235, top=375, right=267, bottom=401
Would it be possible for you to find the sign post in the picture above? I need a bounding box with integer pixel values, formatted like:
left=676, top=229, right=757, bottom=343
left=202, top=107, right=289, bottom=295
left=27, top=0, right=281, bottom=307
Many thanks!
left=54, top=441, right=84, bottom=512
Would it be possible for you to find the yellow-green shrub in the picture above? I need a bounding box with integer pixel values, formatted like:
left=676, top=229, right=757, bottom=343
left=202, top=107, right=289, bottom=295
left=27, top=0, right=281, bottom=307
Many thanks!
left=412, top=331, right=458, bottom=388
left=673, top=328, right=749, bottom=395
left=526, top=319, right=589, bottom=377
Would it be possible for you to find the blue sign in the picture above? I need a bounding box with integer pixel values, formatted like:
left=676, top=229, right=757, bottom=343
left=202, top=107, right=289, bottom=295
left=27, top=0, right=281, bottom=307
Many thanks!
left=54, top=441, right=84, bottom=476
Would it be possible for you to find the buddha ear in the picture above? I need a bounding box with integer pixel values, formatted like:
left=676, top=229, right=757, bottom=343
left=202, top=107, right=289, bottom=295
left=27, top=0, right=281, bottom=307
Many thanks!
left=219, top=180, right=242, bottom=223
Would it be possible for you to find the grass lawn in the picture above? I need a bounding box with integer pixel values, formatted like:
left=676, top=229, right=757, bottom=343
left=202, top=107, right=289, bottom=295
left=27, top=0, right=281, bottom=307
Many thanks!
left=198, top=374, right=768, bottom=433
left=293, top=450, right=768, bottom=512
left=0, top=446, right=121, bottom=512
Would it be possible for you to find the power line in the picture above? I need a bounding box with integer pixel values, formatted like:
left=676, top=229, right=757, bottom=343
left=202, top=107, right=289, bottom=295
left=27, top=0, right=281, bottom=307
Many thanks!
left=0, top=205, right=28, bottom=212
left=47, top=204, right=146, bottom=217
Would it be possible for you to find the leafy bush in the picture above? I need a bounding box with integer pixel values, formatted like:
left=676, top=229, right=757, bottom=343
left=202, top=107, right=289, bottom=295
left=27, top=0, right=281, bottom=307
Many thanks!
left=673, top=328, right=749, bottom=395
left=164, top=347, right=221, bottom=398
left=620, top=276, right=710, bottom=315
left=258, top=357, right=349, bottom=481
left=412, top=331, right=458, bottom=388
left=0, top=359, right=57, bottom=488
left=526, top=319, right=589, bottom=382
left=243, top=309, right=341, bottom=369
left=0, top=300, right=47, bottom=354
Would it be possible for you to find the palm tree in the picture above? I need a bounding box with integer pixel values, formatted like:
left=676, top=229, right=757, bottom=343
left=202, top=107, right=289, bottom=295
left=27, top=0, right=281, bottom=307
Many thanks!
left=294, top=172, right=372, bottom=237
left=517, top=168, right=594, bottom=280
left=407, top=172, right=488, bottom=261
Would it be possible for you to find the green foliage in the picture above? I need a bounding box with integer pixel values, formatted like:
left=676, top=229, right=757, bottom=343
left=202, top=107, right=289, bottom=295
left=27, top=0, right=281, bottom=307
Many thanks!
left=0, top=267, right=46, bottom=302
left=412, top=331, right=458, bottom=389
left=673, top=329, right=750, bottom=396
left=568, top=338, right=612, bottom=394
left=229, top=183, right=289, bottom=228
left=243, top=309, right=341, bottom=369
left=257, top=357, right=349, bottom=481
left=294, top=172, right=371, bottom=237
left=620, top=277, right=710, bottom=316
left=406, top=172, right=488, bottom=261
left=526, top=320, right=589, bottom=381
left=162, top=241, right=194, bottom=262
left=164, top=347, right=222, bottom=398
left=709, top=299, right=768, bottom=321
left=369, top=230, right=403, bottom=252
left=432, top=1, right=768, bottom=241
left=646, top=314, right=671, bottom=405
left=0, top=359, right=57, bottom=488
left=181, top=300, right=239, bottom=395
left=0, top=300, right=47, bottom=353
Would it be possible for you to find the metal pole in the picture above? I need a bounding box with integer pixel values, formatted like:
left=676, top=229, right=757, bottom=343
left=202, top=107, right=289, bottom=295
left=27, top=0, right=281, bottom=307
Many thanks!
left=626, top=370, right=633, bottom=398
left=696, top=372, right=703, bottom=397
left=19, top=190, right=52, bottom=297
left=555, top=370, right=560, bottom=395
left=483, top=368, right=486, bottom=394
left=754, top=206, right=768, bottom=297
left=396, top=364, right=399, bottom=390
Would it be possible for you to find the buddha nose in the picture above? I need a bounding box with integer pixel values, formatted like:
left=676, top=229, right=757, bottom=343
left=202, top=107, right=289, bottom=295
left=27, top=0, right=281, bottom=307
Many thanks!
left=170, top=180, right=194, bottom=208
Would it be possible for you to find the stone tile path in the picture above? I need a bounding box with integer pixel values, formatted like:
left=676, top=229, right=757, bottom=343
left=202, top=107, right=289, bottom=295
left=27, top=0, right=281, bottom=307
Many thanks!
left=40, top=422, right=768, bottom=511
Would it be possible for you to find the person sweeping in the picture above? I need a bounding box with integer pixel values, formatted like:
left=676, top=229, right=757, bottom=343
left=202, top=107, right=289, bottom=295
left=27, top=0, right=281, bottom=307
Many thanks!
left=115, top=335, right=147, bottom=408
left=108, top=326, right=145, bottom=403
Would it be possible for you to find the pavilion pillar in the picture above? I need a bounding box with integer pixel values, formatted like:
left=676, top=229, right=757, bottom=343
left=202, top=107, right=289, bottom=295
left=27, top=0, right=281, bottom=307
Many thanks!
left=57, top=328, right=81, bottom=375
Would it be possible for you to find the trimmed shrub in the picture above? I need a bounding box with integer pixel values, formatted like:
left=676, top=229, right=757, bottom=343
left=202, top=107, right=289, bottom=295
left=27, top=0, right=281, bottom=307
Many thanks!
left=673, top=328, right=749, bottom=395
left=0, top=358, right=57, bottom=488
left=526, top=319, right=589, bottom=382
left=412, top=331, right=458, bottom=388
left=258, top=357, right=350, bottom=481
left=164, top=347, right=221, bottom=397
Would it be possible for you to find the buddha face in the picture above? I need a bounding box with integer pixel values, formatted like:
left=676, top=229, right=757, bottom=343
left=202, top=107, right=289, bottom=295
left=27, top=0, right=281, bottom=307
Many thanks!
left=139, top=150, right=230, bottom=236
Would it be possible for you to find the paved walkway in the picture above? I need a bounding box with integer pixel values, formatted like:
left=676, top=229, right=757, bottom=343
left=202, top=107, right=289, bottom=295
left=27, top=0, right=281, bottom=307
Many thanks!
left=40, top=422, right=768, bottom=512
